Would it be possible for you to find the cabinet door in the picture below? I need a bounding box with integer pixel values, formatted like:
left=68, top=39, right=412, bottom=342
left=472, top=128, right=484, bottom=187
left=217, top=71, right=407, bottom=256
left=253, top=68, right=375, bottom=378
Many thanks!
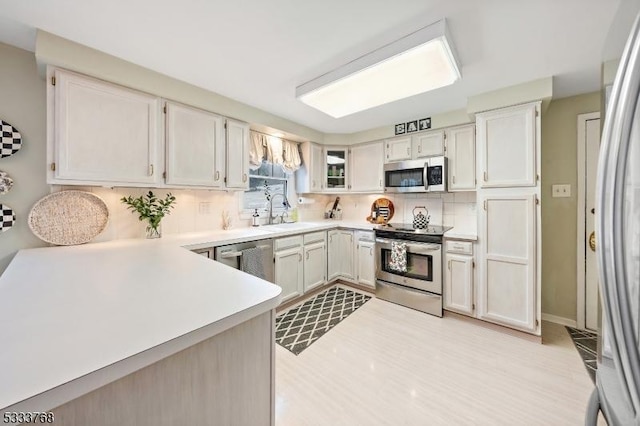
left=275, top=247, right=304, bottom=302
left=165, top=102, right=224, bottom=187
left=444, top=253, right=474, bottom=315
left=327, top=230, right=341, bottom=281
left=304, top=241, right=326, bottom=292
left=413, top=130, right=444, bottom=158
left=325, top=147, right=349, bottom=191
left=350, top=142, right=384, bottom=192
left=385, top=136, right=412, bottom=162
left=311, top=144, right=325, bottom=192
left=446, top=124, right=476, bottom=191
left=52, top=69, right=160, bottom=185
left=225, top=119, right=249, bottom=189
left=477, top=192, right=537, bottom=332
left=339, top=230, right=355, bottom=280
left=356, top=240, right=375, bottom=289
left=477, top=103, right=538, bottom=188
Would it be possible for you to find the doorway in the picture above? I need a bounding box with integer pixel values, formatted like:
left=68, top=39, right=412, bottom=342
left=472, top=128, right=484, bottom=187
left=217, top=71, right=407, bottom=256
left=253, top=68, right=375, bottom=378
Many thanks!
left=577, top=112, right=600, bottom=331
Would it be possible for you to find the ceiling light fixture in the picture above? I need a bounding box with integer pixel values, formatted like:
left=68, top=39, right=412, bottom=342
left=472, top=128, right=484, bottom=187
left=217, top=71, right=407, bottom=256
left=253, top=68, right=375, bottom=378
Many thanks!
left=296, top=19, right=461, bottom=118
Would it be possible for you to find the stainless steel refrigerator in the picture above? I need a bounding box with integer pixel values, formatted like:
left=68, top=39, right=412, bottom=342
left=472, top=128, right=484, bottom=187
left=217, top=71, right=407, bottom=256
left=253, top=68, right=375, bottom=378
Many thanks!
left=588, top=10, right=640, bottom=425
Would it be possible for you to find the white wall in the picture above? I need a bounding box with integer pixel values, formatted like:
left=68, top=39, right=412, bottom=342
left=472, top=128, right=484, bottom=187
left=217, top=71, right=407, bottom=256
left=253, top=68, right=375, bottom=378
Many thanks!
left=0, top=43, right=50, bottom=273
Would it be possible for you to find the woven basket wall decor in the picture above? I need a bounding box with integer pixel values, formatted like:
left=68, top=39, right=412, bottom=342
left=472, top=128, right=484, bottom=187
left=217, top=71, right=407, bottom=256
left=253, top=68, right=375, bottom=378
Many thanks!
left=28, top=191, right=109, bottom=245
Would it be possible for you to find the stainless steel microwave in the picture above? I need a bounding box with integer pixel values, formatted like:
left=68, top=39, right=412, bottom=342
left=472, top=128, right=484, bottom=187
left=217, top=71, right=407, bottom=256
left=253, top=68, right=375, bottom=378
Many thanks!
left=383, top=156, right=447, bottom=193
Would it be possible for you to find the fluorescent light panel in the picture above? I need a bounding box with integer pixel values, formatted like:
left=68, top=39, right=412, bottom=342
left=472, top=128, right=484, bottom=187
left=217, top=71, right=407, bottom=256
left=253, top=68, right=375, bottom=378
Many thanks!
left=296, top=19, right=460, bottom=118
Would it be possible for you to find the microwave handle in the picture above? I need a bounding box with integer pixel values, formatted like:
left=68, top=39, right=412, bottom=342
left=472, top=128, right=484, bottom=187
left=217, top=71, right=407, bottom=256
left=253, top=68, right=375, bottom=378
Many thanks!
left=423, top=160, right=429, bottom=191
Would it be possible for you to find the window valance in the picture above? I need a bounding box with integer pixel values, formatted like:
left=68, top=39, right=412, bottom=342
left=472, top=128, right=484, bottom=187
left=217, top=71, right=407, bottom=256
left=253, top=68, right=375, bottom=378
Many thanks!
left=249, top=131, right=301, bottom=173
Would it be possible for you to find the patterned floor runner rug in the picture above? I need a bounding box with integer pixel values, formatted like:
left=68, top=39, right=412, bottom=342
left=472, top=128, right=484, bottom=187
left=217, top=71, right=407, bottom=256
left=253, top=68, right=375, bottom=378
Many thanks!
left=566, top=326, right=598, bottom=384
left=275, top=286, right=371, bottom=355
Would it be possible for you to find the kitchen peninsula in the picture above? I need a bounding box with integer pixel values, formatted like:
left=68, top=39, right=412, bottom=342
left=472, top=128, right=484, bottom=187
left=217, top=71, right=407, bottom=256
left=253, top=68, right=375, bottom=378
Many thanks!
left=0, top=237, right=282, bottom=426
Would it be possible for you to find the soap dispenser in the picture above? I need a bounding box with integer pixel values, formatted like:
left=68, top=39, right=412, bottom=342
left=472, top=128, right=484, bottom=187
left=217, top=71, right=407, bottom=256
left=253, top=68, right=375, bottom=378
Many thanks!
left=252, top=209, right=260, bottom=227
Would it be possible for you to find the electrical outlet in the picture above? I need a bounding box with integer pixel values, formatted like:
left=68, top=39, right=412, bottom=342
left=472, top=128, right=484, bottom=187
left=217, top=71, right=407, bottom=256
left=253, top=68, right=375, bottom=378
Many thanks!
left=199, top=202, right=212, bottom=214
left=552, top=184, right=571, bottom=198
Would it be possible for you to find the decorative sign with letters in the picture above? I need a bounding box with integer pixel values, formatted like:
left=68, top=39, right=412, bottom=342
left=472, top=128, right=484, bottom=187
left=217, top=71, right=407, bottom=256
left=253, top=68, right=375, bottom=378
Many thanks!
left=394, top=117, right=431, bottom=135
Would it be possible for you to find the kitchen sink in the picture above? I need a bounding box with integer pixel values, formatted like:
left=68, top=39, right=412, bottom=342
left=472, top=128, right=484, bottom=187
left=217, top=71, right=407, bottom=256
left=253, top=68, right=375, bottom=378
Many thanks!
left=261, top=222, right=325, bottom=232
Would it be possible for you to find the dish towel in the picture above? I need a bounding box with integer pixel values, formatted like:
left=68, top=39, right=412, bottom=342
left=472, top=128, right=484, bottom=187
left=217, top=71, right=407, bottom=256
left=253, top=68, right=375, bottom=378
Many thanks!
left=389, top=241, right=407, bottom=273
left=241, top=247, right=267, bottom=280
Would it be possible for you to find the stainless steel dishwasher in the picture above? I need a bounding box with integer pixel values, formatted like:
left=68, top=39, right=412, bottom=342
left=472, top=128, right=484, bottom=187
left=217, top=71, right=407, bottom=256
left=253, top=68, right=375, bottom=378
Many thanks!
left=214, top=239, right=274, bottom=282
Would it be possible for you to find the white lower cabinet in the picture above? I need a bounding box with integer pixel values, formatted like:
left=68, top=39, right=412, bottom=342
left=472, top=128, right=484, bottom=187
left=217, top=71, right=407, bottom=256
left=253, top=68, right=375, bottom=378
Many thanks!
left=274, top=236, right=304, bottom=302
left=444, top=252, right=475, bottom=316
left=477, top=191, right=538, bottom=333
left=355, top=231, right=375, bottom=289
left=327, top=230, right=354, bottom=281
left=303, top=232, right=327, bottom=292
left=275, top=233, right=328, bottom=302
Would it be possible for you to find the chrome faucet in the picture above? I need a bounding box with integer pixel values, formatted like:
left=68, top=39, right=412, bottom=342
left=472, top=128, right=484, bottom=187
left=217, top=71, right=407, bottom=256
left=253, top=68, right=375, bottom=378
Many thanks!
left=268, top=192, right=291, bottom=224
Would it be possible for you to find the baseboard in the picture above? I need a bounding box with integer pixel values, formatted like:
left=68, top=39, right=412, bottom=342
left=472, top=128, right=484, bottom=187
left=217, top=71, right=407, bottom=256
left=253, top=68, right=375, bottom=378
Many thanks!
left=541, top=313, right=577, bottom=328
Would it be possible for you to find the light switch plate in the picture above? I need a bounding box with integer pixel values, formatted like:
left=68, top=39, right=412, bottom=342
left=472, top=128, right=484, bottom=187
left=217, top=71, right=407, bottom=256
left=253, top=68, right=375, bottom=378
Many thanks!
left=552, top=184, right=571, bottom=198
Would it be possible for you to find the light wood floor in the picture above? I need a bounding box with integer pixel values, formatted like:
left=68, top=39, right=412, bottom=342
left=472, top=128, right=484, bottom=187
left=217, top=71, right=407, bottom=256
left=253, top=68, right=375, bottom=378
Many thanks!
left=275, top=289, right=602, bottom=425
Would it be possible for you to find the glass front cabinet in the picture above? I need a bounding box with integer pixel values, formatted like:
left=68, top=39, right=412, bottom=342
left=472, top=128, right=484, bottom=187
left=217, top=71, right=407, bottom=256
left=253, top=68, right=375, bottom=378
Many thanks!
left=324, top=147, right=349, bottom=191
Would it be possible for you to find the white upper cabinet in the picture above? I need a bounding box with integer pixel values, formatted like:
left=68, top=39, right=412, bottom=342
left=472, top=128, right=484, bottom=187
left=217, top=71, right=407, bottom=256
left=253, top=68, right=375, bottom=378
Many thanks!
left=49, top=69, right=161, bottom=186
left=225, top=119, right=250, bottom=190
left=476, top=102, right=539, bottom=188
left=165, top=102, right=224, bottom=188
left=413, top=130, right=444, bottom=158
left=350, top=141, right=384, bottom=192
left=296, top=142, right=325, bottom=193
left=324, top=147, right=349, bottom=192
left=385, top=136, right=412, bottom=162
left=477, top=192, right=537, bottom=333
left=385, top=130, right=444, bottom=164
left=446, top=124, right=476, bottom=191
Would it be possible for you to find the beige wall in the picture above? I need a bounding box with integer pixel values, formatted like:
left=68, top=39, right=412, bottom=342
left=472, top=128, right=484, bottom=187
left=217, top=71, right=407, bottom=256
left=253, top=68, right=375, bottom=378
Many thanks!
left=541, top=92, right=601, bottom=321
left=0, top=42, right=49, bottom=272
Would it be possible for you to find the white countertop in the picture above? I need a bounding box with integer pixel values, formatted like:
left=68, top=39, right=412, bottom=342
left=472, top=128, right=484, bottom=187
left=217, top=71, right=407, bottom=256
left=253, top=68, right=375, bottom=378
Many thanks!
left=0, top=219, right=464, bottom=413
left=0, top=239, right=284, bottom=413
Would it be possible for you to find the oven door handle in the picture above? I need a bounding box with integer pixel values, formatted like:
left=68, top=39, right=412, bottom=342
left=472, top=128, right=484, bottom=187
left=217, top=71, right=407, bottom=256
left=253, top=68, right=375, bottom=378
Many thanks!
left=375, top=238, right=441, bottom=253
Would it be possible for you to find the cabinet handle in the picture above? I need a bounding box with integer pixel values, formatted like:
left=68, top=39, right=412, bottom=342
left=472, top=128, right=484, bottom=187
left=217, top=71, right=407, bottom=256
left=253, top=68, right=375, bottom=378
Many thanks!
left=148, top=164, right=154, bottom=176
left=298, top=253, right=302, bottom=262
left=483, top=200, right=487, bottom=211
left=448, top=260, right=451, bottom=270
left=483, top=171, right=488, bottom=182
left=407, top=147, right=410, bottom=156
left=370, top=247, right=373, bottom=256
left=306, top=251, right=309, bottom=260
left=452, top=175, right=456, bottom=184
left=379, top=179, right=382, bottom=187
left=215, top=171, right=220, bottom=181
left=418, top=145, right=421, bottom=153
left=242, top=173, right=247, bottom=183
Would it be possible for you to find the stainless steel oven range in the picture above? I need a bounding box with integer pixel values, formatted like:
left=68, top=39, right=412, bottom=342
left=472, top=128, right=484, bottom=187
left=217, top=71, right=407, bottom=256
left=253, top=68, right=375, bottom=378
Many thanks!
left=375, top=223, right=451, bottom=317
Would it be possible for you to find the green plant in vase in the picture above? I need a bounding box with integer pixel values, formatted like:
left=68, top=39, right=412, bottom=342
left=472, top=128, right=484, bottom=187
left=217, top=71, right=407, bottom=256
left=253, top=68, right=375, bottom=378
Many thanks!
left=121, top=191, right=176, bottom=239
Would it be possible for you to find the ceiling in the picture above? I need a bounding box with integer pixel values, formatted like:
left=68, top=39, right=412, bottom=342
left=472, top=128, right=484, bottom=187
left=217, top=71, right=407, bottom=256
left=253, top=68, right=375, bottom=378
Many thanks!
left=0, top=0, right=637, bottom=134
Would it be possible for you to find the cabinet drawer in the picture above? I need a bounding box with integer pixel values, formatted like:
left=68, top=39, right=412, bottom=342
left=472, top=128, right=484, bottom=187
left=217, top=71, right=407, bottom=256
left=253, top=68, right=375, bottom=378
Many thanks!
left=275, top=235, right=303, bottom=251
left=446, top=240, right=473, bottom=255
left=303, top=231, right=326, bottom=245
left=356, top=230, right=375, bottom=242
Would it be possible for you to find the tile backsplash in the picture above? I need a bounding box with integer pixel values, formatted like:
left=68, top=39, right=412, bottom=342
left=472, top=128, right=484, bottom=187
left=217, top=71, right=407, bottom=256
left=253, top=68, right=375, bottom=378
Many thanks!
left=55, top=185, right=477, bottom=243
